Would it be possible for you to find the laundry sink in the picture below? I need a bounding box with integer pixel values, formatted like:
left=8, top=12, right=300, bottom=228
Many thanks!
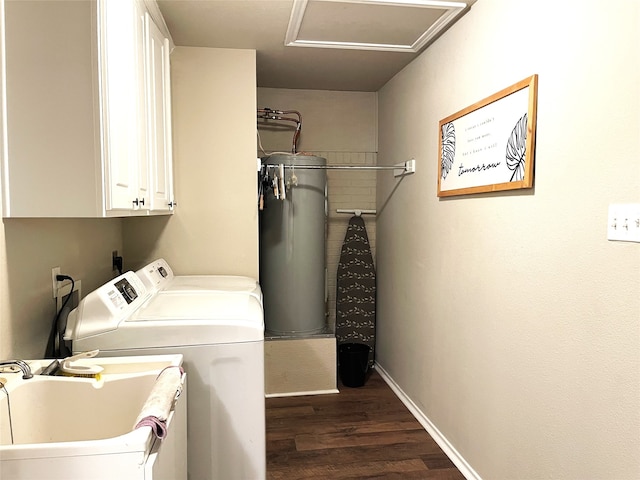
left=0, top=354, right=187, bottom=480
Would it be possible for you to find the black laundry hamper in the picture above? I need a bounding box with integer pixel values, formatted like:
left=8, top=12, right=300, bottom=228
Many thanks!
left=338, top=343, right=370, bottom=388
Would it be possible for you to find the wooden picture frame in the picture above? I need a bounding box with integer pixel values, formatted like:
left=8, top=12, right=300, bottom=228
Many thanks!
left=437, top=75, right=538, bottom=197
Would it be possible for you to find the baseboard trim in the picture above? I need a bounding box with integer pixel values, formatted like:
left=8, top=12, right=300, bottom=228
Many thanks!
left=265, top=388, right=340, bottom=398
left=375, top=362, right=481, bottom=480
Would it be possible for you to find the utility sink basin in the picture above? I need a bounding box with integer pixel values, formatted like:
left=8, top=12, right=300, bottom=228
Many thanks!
left=0, top=354, right=187, bottom=480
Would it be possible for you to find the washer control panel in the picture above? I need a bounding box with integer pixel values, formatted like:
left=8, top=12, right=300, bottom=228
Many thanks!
left=65, top=271, right=150, bottom=340
left=135, top=258, right=174, bottom=292
left=113, top=278, right=139, bottom=305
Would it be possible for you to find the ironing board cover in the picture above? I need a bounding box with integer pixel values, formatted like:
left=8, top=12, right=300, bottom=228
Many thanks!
left=336, top=215, right=376, bottom=366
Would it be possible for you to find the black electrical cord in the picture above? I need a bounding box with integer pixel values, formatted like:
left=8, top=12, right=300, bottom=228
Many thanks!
left=45, top=274, right=75, bottom=358
left=113, top=256, right=123, bottom=275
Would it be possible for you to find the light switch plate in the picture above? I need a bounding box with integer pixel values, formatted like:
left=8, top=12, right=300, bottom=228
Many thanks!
left=607, top=204, right=640, bottom=242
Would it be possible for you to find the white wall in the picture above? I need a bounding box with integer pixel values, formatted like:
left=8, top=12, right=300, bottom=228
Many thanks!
left=124, top=47, right=258, bottom=278
left=0, top=218, right=123, bottom=358
left=376, top=1, right=640, bottom=479
left=257, top=88, right=376, bottom=153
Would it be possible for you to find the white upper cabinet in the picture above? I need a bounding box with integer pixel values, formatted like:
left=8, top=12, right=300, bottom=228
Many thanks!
left=145, top=11, right=174, bottom=212
left=0, top=0, right=173, bottom=218
left=102, top=0, right=145, bottom=213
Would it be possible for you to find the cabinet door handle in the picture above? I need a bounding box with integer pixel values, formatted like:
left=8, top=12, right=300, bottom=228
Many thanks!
left=169, top=201, right=178, bottom=208
left=133, top=198, right=146, bottom=207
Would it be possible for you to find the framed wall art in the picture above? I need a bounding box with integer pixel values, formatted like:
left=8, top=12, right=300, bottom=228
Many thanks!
left=438, top=75, right=538, bottom=197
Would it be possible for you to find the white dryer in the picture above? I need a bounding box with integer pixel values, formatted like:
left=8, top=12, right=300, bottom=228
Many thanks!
left=64, top=272, right=265, bottom=480
left=136, top=258, right=263, bottom=305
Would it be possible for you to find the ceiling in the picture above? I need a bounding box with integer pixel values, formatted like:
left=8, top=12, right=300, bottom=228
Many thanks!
left=156, top=0, right=476, bottom=92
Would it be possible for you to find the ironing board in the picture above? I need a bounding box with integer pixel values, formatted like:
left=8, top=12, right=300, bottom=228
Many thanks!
left=336, top=215, right=376, bottom=366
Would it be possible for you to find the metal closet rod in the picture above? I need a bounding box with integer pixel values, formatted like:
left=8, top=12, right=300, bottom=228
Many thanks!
left=336, top=209, right=376, bottom=216
left=264, top=159, right=416, bottom=175
left=268, top=164, right=394, bottom=170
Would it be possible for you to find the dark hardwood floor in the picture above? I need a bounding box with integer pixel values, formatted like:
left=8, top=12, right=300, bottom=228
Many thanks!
left=266, top=369, right=466, bottom=479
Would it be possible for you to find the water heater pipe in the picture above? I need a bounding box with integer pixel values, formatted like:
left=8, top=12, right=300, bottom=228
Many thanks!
left=257, top=107, right=302, bottom=154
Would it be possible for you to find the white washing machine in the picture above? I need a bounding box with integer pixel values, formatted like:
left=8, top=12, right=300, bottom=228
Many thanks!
left=136, top=258, right=263, bottom=305
left=64, top=272, right=265, bottom=480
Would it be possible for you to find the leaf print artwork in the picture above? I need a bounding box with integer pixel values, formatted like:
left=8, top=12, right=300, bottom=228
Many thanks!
left=437, top=75, right=537, bottom=196
left=505, top=113, right=528, bottom=182
left=441, top=122, right=456, bottom=179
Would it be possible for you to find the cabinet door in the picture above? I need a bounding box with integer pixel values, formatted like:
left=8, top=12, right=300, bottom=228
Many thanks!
left=146, top=12, right=174, bottom=212
left=100, top=0, right=141, bottom=212
left=134, top=0, right=150, bottom=211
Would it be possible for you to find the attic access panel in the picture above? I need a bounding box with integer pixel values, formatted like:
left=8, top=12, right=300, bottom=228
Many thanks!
left=285, top=0, right=469, bottom=52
